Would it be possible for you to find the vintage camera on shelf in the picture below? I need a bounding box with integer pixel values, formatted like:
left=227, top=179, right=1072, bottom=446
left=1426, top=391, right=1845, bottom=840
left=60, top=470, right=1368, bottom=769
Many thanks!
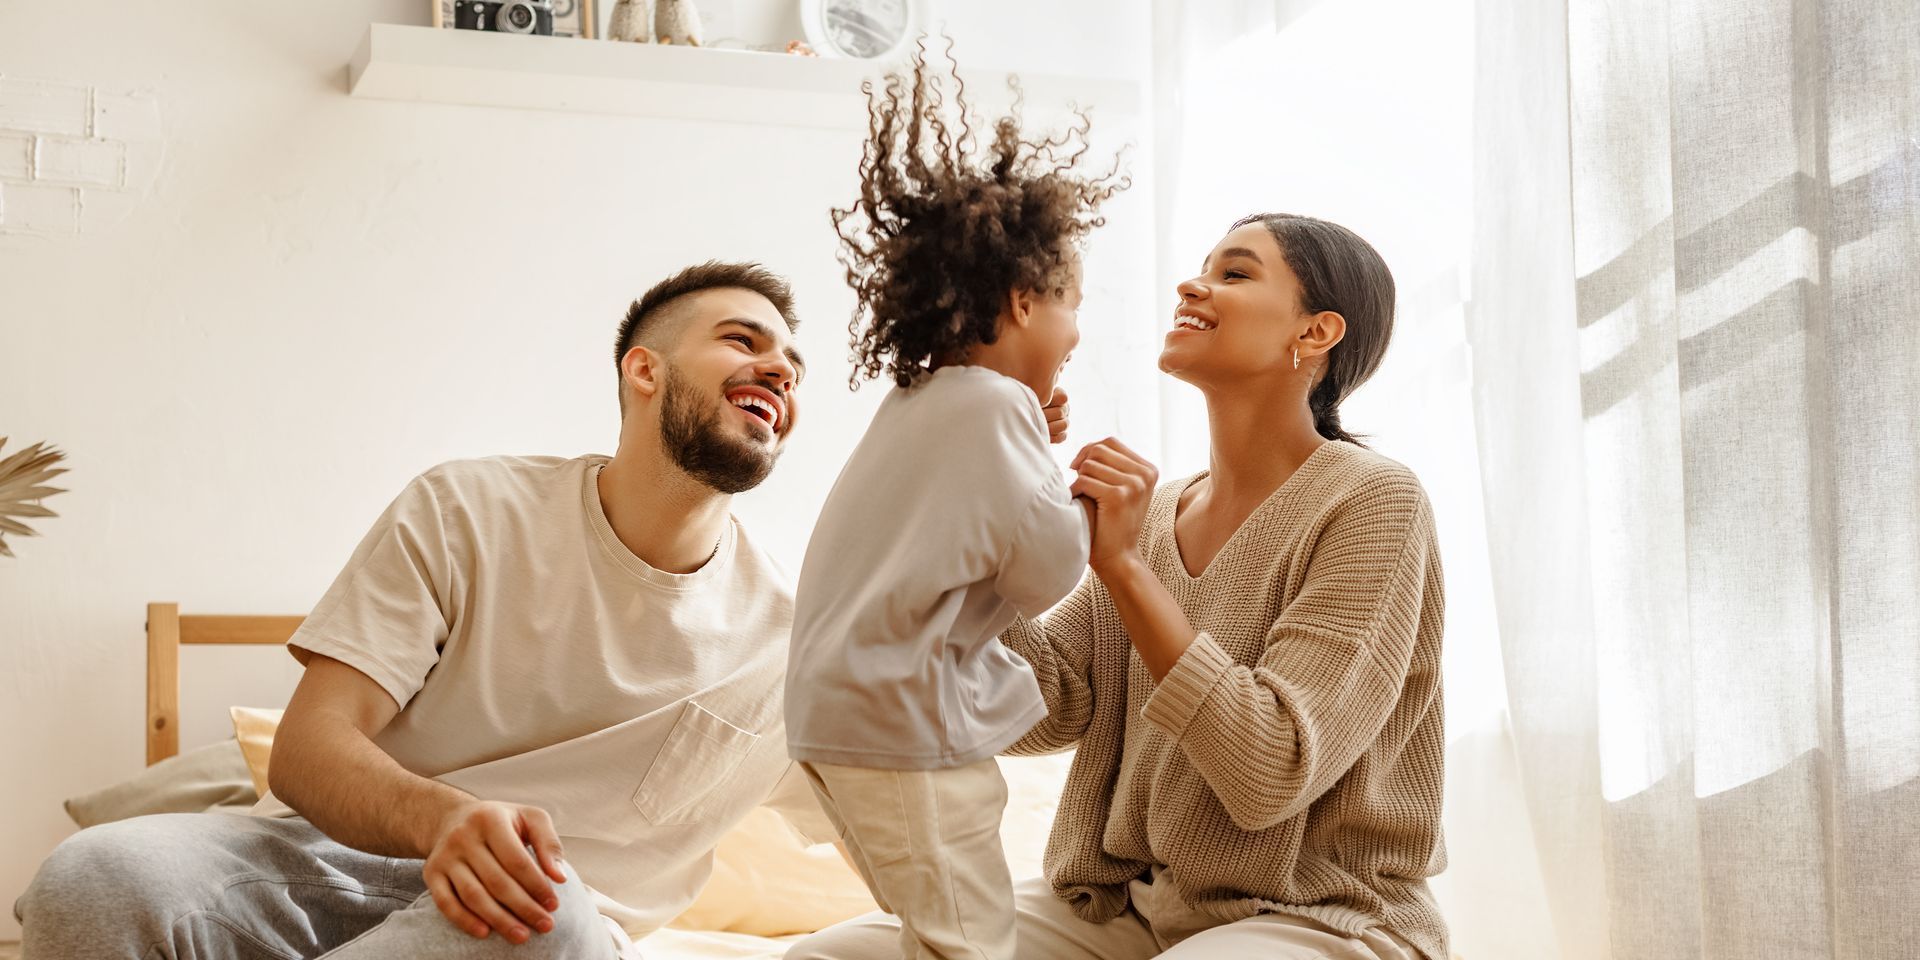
left=453, top=0, right=555, bottom=35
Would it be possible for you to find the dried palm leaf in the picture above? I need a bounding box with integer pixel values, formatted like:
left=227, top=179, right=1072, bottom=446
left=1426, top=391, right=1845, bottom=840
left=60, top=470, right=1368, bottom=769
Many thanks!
left=0, top=437, right=68, bottom=558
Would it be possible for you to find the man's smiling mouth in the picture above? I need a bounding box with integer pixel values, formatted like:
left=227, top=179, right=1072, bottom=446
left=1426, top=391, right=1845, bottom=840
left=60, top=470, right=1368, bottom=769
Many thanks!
left=725, top=385, right=784, bottom=432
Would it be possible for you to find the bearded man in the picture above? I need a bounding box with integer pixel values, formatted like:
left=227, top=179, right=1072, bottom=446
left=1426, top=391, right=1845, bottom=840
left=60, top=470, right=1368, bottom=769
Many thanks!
left=17, top=262, right=833, bottom=959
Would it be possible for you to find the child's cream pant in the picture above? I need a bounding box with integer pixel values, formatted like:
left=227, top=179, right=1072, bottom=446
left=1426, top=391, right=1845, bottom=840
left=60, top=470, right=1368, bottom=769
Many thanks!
left=800, top=758, right=1015, bottom=960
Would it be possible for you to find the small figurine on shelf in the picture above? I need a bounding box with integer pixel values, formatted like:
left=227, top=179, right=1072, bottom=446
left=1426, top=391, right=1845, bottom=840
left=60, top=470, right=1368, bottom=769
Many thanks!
left=785, top=39, right=819, bottom=57
left=653, top=0, right=702, bottom=45
left=605, top=0, right=647, bottom=42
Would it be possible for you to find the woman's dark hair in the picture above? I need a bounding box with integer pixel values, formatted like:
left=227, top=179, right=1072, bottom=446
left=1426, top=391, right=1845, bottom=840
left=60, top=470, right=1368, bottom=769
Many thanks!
left=1233, top=212, right=1396, bottom=446
left=833, top=38, right=1129, bottom=389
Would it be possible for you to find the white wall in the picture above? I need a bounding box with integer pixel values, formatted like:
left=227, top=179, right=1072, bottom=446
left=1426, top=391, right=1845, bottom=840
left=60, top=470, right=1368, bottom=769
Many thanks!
left=0, top=0, right=1153, bottom=936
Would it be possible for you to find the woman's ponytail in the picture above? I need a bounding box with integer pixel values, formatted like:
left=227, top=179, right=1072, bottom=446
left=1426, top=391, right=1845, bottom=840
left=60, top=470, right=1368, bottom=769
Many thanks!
left=1309, top=372, right=1360, bottom=445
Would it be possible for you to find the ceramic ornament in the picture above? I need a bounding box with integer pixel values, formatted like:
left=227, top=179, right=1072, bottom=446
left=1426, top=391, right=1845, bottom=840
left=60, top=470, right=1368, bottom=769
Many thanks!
left=606, top=0, right=648, bottom=41
left=653, top=0, right=702, bottom=45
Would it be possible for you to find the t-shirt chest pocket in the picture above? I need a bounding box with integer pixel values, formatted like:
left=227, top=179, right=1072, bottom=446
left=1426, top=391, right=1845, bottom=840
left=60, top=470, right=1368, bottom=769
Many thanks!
left=632, top=700, right=762, bottom=825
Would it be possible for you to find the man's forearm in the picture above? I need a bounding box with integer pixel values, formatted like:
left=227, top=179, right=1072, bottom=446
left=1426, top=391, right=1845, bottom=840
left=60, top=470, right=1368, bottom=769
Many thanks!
left=270, top=712, right=473, bottom=858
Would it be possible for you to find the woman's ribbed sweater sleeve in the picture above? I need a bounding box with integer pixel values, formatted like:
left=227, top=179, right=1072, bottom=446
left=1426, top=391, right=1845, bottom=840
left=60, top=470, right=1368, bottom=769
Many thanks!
left=1000, top=573, right=1104, bottom=754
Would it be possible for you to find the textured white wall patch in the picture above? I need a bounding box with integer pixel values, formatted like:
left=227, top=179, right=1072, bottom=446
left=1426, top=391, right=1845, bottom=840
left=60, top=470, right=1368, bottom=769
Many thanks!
left=0, top=75, right=159, bottom=237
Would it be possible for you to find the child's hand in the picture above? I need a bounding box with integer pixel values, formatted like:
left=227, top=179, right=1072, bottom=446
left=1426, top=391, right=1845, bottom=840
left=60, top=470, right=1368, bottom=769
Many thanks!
left=1043, top=388, right=1071, bottom=444
left=1070, top=438, right=1159, bottom=577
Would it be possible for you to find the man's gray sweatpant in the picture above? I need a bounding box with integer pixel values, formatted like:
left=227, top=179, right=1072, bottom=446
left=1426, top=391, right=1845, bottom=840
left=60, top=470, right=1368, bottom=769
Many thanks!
left=14, top=812, right=618, bottom=959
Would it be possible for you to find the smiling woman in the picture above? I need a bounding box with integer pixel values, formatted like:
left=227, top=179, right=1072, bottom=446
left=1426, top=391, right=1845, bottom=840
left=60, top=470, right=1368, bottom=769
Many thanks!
left=1050, top=212, right=1439, bottom=952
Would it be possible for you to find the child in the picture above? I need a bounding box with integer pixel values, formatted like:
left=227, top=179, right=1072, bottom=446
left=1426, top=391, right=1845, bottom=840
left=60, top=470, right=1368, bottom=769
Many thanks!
left=783, top=40, right=1128, bottom=960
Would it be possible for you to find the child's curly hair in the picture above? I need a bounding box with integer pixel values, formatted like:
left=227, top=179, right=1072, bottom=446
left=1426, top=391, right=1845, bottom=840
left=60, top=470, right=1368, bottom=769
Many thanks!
left=832, top=38, right=1130, bottom=389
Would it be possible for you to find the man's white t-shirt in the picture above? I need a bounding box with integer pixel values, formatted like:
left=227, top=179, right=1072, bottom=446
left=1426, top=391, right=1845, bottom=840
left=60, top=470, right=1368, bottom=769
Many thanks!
left=262, top=455, right=832, bottom=940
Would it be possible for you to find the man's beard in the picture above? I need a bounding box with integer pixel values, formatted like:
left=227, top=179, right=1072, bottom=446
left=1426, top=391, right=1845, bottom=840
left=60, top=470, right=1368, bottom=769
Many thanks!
left=659, top=368, right=780, bottom=495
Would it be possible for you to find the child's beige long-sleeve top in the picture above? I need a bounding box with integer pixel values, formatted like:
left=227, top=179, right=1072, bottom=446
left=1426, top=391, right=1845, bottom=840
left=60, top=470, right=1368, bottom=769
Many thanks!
left=786, top=365, right=1090, bottom=770
left=1003, top=440, right=1449, bottom=960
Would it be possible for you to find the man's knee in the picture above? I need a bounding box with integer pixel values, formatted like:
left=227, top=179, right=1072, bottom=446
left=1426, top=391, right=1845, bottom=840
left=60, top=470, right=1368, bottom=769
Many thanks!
left=336, top=861, right=610, bottom=959
left=18, top=814, right=226, bottom=951
left=506, top=864, right=614, bottom=959
left=550, top=867, right=608, bottom=948
left=22, top=817, right=170, bottom=915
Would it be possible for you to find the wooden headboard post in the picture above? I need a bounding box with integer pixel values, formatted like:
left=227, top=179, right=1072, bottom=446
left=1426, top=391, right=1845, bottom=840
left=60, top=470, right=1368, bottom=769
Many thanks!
left=145, top=602, right=181, bottom=765
left=144, top=603, right=306, bottom=765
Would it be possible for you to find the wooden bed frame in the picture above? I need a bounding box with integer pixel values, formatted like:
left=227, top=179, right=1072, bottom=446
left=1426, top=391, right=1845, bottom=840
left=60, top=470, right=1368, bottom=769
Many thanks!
left=144, top=602, right=304, bottom=765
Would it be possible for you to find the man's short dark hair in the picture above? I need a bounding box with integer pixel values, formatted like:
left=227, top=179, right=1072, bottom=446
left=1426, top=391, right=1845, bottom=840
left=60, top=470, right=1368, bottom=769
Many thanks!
left=615, top=261, right=799, bottom=374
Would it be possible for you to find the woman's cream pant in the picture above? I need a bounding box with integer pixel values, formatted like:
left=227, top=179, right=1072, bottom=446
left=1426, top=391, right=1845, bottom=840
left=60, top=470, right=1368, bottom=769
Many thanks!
left=786, top=862, right=1422, bottom=960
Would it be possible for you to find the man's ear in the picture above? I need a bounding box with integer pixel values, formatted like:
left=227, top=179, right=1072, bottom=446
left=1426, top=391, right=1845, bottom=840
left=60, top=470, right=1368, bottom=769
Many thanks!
left=620, top=344, right=665, bottom=403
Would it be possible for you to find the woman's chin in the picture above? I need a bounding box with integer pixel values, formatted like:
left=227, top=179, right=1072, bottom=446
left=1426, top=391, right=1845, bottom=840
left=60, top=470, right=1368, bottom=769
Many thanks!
left=1157, top=344, right=1196, bottom=379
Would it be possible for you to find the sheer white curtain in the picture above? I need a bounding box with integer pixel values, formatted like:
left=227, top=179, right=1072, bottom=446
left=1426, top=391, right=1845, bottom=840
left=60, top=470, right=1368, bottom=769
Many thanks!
left=1154, top=1, right=1918, bottom=957
left=1470, top=0, right=1920, bottom=958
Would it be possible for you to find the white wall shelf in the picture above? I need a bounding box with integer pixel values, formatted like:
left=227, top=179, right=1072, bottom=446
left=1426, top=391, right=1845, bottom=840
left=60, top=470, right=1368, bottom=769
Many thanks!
left=346, top=24, right=1139, bottom=130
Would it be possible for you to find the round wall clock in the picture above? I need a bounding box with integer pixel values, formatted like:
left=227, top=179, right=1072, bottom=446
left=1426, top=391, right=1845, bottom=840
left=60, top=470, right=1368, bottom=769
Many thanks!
left=798, top=0, right=927, bottom=60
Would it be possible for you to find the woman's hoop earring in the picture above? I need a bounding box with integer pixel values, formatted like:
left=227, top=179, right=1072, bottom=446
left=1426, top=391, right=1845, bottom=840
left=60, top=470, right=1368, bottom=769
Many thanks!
left=1293, top=349, right=1300, bottom=370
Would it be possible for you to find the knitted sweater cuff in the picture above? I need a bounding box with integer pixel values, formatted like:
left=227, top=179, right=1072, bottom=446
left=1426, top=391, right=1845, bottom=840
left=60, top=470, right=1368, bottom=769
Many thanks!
left=1141, top=631, right=1234, bottom=738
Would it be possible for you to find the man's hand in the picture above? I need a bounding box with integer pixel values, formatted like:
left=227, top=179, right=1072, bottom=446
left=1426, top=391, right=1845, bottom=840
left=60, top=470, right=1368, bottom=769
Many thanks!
left=273, top=658, right=573, bottom=943
left=1070, top=437, right=1159, bottom=578
left=423, top=801, right=569, bottom=943
left=1043, top=387, right=1071, bottom=444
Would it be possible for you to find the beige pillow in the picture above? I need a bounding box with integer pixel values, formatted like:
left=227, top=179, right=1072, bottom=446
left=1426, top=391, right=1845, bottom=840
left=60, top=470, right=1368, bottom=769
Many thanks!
left=229, top=706, right=284, bottom=799
left=669, top=806, right=877, bottom=936
left=674, top=755, right=1078, bottom=937
left=62, top=739, right=258, bottom=827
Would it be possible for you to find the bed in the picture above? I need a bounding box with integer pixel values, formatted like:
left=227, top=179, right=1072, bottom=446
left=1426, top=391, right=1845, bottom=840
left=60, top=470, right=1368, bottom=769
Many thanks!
left=134, top=603, right=1074, bottom=960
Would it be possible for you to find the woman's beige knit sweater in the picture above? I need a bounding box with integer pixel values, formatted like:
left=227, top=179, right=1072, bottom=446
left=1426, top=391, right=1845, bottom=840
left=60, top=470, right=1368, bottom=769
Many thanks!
left=1003, top=440, right=1448, bottom=960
